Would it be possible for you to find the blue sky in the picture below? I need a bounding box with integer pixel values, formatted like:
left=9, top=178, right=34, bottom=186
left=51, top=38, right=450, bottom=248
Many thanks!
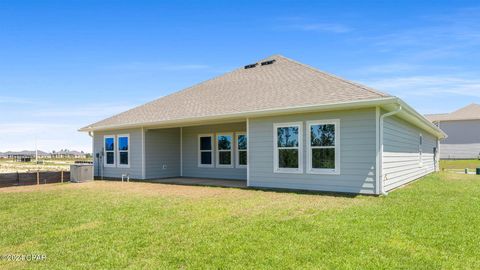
left=1, top=0, right=479, bottom=152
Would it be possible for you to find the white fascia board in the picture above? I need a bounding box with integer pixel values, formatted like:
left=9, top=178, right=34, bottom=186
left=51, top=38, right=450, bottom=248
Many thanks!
left=396, top=98, right=447, bottom=139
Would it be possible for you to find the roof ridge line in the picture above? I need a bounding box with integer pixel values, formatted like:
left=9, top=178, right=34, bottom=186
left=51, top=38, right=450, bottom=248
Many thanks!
left=425, top=113, right=449, bottom=116
left=114, top=54, right=289, bottom=111
left=276, top=55, right=391, bottom=97
left=81, top=54, right=397, bottom=131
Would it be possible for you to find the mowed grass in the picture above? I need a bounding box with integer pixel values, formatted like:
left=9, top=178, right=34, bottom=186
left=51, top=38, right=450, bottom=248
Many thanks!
left=0, top=173, right=479, bottom=269
left=441, top=159, right=480, bottom=170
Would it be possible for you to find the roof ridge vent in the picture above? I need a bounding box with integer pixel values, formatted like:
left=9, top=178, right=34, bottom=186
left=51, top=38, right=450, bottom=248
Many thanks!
left=261, top=59, right=276, bottom=66
left=244, top=63, right=258, bottom=69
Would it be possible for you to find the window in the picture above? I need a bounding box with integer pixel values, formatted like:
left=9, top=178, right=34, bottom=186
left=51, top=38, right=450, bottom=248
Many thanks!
left=236, top=133, right=247, bottom=168
left=216, top=133, right=233, bottom=168
left=307, top=120, right=340, bottom=174
left=274, top=122, right=303, bottom=173
left=419, top=133, right=423, bottom=166
left=117, top=134, right=130, bottom=168
left=104, top=135, right=115, bottom=167
left=198, top=134, right=214, bottom=167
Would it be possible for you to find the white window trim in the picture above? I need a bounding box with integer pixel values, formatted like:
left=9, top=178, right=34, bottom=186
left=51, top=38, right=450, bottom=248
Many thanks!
left=216, top=132, right=234, bottom=168
left=117, top=134, right=130, bottom=168
left=419, top=133, right=423, bottom=167
left=306, top=119, right=341, bottom=175
left=273, top=122, right=303, bottom=174
left=104, top=135, right=116, bottom=168
left=198, top=134, right=214, bottom=168
left=236, top=132, right=247, bottom=168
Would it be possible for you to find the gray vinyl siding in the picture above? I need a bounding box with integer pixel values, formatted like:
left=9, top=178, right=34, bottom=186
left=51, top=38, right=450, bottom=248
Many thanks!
left=439, top=144, right=480, bottom=159
left=182, top=122, right=247, bottom=180
left=145, top=128, right=181, bottom=179
left=383, top=116, right=437, bottom=191
left=93, top=128, right=143, bottom=179
left=438, top=120, right=480, bottom=159
left=249, top=108, right=377, bottom=194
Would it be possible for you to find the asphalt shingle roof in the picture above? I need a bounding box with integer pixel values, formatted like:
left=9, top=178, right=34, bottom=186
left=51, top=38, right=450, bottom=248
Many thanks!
left=425, top=103, right=480, bottom=122
left=82, top=55, right=392, bottom=131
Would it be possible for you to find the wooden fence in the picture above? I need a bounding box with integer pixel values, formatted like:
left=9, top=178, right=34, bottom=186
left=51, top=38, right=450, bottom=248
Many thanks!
left=0, top=171, right=70, bottom=188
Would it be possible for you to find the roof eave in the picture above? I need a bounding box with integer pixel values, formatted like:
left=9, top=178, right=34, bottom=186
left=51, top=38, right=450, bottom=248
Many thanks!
left=79, top=97, right=397, bottom=132
left=396, top=98, right=447, bottom=139
left=434, top=117, right=480, bottom=122
left=79, top=96, right=446, bottom=139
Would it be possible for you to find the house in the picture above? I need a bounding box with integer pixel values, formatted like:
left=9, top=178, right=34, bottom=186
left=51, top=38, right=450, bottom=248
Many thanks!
left=51, top=150, right=87, bottom=159
left=80, top=55, right=445, bottom=195
left=425, top=103, right=480, bottom=159
left=3, top=150, right=51, bottom=161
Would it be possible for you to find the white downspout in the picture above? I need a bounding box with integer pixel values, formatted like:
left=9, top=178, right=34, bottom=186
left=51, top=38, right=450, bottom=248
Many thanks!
left=437, top=121, right=442, bottom=168
left=379, top=105, right=402, bottom=196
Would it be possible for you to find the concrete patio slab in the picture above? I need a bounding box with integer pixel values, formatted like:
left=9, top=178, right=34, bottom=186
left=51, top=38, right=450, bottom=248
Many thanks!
left=149, top=177, right=247, bottom=188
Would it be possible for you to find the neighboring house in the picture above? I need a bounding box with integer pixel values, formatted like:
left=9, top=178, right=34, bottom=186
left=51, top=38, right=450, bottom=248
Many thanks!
left=425, top=103, right=480, bottom=159
left=51, top=150, right=87, bottom=159
left=4, top=150, right=50, bottom=159
left=80, top=55, right=445, bottom=195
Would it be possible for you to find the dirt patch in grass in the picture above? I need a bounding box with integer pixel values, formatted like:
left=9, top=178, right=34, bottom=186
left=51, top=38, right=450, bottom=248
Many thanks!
left=442, top=172, right=480, bottom=181
left=441, top=159, right=480, bottom=170
left=0, top=160, right=70, bottom=173
left=0, top=158, right=92, bottom=173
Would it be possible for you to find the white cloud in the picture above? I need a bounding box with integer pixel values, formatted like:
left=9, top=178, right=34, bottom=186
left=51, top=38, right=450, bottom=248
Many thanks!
left=273, top=17, right=351, bottom=34
left=364, top=75, right=480, bottom=98
left=104, top=62, right=210, bottom=71
left=0, top=122, right=91, bottom=153
left=160, top=64, right=210, bottom=71
left=0, top=96, right=34, bottom=104
left=355, top=63, right=421, bottom=75
left=369, top=7, right=480, bottom=60
left=0, top=101, right=148, bottom=153
left=34, top=103, right=137, bottom=118
left=290, top=23, right=351, bottom=33
left=0, top=123, right=78, bottom=135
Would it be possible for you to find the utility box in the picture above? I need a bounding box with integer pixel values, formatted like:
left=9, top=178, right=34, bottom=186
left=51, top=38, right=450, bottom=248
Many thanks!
left=70, top=164, right=94, bottom=183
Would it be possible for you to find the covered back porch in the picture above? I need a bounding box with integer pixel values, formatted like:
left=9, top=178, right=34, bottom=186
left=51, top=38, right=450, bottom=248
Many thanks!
left=143, top=120, right=248, bottom=185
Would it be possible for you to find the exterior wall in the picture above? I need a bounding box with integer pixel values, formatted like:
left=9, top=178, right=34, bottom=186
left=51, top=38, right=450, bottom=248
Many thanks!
left=383, top=115, right=437, bottom=192
left=93, top=128, right=143, bottom=179
left=249, top=108, right=377, bottom=194
left=182, top=122, right=247, bottom=180
left=145, top=128, right=181, bottom=179
left=438, top=120, right=480, bottom=159
left=90, top=107, right=440, bottom=193
left=439, top=144, right=480, bottom=160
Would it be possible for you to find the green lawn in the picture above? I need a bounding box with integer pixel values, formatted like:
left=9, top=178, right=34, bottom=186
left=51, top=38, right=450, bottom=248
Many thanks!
left=1, top=173, right=479, bottom=269
left=440, top=159, right=480, bottom=170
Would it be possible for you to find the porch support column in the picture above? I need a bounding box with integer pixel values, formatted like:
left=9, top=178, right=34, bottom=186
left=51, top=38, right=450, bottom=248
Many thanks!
left=141, top=127, right=146, bottom=179
left=180, top=127, right=183, bottom=177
